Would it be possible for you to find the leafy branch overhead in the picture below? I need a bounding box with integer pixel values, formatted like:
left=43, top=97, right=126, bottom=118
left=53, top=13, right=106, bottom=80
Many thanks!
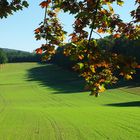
left=0, top=0, right=28, bottom=18
left=34, top=0, right=140, bottom=96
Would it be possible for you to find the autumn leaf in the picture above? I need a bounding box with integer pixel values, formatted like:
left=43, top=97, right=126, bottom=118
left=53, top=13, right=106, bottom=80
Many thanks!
left=78, top=55, right=84, bottom=60
left=98, top=85, right=106, bottom=93
left=40, top=0, right=51, bottom=8
left=36, top=48, right=43, bottom=54
left=107, top=3, right=114, bottom=14
left=117, top=1, right=124, bottom=6
left=72, top=36, right=78, bottom=42
left=113, top=33, right=121, bottom=38
left=100, top=10, right=107, bottom=14
left=136, top=65, right=140, bottom=68
left=34, top=28, right=40, bottom=33
left=90, top=65, right=95, bottom=73
left=124, top=74, right=132, bottom=80
left=97, top=28, right=104, bottom=33
left=69, top=33, right=76, bottom=37
left=99, top=79, right=105, bottom=83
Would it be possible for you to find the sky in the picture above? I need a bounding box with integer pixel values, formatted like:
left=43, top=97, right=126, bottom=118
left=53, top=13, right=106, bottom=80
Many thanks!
left=0, top=0, right=136, bottom=52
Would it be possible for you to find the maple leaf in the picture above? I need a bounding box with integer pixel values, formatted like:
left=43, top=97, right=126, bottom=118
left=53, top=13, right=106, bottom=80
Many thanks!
left=98, top=85, right=106, bottom=93
left=40, top=0, right=51, bottom=8
left=36, top=48, right=43, bottom=54
left=97, top=28, right=104, bottom=33
left=34, top=28, right=40, bottom=33
left=113, top=33, right=121, bottom=38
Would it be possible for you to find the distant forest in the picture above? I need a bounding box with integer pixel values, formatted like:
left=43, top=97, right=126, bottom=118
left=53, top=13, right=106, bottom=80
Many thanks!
left=0, top=48, right=41, bottom=63
left=0, top=36, right=140, bottom=66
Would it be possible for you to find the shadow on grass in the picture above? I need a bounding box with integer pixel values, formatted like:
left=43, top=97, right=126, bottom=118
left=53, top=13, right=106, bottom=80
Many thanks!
left=108, top=69, right=140, bottom=89
left=109, top=80, right=140, bottom=89
left=27, top=64, right=85, bottom=94
left=105, top=101, right=140, bottom=107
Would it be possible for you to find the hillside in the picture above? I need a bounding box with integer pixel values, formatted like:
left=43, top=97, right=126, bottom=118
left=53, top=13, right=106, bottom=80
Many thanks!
left=0, top=48, right=41, bottom=62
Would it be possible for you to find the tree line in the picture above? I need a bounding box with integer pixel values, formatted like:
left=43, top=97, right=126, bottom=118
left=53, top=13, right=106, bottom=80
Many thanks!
left=1, top=36, right=139, bottom=67
left=0, top=48, right=41, bottom=64
left=53, top=36, right=140, bottom=69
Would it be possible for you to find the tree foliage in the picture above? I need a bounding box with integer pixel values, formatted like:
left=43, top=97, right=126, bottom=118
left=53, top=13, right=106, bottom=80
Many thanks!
left=34, top=0, right=140, bottom=96
left=0, top=0, right=28, bottom=18
left=1, top=0, right=140, bottom=96
left=0, top=48, right=8, bottom=64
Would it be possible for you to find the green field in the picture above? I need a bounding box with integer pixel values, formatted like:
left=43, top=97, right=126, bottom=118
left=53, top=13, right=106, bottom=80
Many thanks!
left=0, top=63, right=140, bottom=140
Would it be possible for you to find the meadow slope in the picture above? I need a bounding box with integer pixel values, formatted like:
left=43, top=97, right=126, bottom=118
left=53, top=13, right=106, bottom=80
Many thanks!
left=0, top=63, right=140, bottom=140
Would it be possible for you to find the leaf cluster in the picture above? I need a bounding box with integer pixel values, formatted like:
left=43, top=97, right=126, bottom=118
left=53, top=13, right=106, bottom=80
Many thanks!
left=0, top=0, right=28, bottom=18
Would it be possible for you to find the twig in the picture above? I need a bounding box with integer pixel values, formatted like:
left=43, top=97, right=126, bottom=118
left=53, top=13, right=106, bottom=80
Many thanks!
left=93, top=30, right=102, bottom=38
left=44, top=0, right=48, bottom=24
left=88, top=0, right=101, bottom=44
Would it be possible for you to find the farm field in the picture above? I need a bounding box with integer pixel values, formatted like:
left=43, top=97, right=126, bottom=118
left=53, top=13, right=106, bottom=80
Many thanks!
left=0, top=63, right=140, bottom=140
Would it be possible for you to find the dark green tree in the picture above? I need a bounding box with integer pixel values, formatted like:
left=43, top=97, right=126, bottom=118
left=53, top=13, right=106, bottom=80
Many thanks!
left=0, top=49, right=8, bottom=64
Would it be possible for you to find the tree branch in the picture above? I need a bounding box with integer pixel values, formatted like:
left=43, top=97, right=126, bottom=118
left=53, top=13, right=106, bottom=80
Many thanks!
left=88, top=0, right=101, bottom=44
left=44, top=0, right=48, bottom=24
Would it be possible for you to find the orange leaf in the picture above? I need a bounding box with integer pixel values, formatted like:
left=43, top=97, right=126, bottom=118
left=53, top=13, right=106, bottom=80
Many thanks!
left=40, top=0, right=51, bottom=8
left=69, top=33, right=78, bottom=42
left=78, top=55, right=84, bottom=60
left=34, top=28, right=40, bottom=33
left=99, top=79, right=105, bottom=83
left=69, top=33, right=75, bottom=36
left=113, top=33, right=121, bottom=38
left=136, top=65, right=140, bottom=68
left=97, top=28, right=104, bottom=33
left=101, top=10, right=107, bottom=14
left=72, top=36, right=78, bottom=42
left=36, top=48, right=42, bottom=54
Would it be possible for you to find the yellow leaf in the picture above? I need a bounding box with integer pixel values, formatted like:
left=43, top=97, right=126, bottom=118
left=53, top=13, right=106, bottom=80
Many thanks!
left=125, top=75, right=132, bottom=80
left=54, top=8, right=60, bottom=13
left=107, top=29, right=112, bottom=34
left=107, top=3, right=114, bottom=14
left=98, top=85, right=105, bottom=93
left=90, top=65, right=95, bottom=73
left=117, top=1, right=124, bottom=6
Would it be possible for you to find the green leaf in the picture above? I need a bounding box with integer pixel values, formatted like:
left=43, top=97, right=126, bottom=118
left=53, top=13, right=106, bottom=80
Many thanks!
left=78, top=63, right=84, bottom=69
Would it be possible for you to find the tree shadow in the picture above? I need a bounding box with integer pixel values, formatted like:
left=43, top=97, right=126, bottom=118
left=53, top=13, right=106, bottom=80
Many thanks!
left=105, top=101, right=140, bottom=107
left=108, top=69, right=140, bottom=89
left=27, top=64, right=85, bottom=94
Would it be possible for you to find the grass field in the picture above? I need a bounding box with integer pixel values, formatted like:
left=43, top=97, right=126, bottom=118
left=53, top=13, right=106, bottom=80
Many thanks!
left=0, top=63, right=140, bottom=140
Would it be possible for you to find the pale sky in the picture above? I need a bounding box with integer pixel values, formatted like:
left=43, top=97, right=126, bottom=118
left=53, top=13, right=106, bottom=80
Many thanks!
left=0, top=0, right=136, bottom=52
